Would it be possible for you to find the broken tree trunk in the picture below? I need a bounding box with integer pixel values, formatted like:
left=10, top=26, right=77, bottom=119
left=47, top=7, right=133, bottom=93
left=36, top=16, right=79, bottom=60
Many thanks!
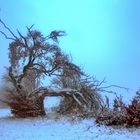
left=5, top=87, right=87, bottom=118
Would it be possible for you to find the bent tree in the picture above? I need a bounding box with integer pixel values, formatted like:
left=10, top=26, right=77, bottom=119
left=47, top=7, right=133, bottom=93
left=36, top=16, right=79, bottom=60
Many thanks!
left=0, top=19, right=103, bottom=118
left=0, top=19, right=86, bottom=117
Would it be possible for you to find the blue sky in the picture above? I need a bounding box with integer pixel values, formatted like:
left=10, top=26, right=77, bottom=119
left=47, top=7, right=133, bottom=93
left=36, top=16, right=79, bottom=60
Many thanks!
left=0, top=0, right=140, bottom=101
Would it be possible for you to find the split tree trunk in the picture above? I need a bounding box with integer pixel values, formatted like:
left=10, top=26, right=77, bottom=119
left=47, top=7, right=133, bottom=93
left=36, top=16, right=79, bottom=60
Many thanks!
left=7, top=88, right=87, bottom=118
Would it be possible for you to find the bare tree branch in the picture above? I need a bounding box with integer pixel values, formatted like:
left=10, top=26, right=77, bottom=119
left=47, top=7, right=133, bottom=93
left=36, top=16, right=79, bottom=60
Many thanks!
left=17, top=30, right=29, bottom=48
left=0, top=19, right=18, bottom=40
left=0, top=30, right=15, bottom=40
left=26, top=24, right=34, bottom=31
left=100, top=85, right=129, bottom=92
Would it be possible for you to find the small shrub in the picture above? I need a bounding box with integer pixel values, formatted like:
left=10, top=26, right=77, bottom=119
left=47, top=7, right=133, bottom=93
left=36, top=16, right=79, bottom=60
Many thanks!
left=126, top=93, right=140, bottom=126
left=96, top=91, right=140, bottom=127
left=96, top=96, right=127, bottom=126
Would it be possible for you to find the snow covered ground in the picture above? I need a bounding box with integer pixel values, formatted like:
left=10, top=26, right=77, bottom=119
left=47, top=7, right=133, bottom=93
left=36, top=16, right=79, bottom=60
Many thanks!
left=0, top=108, right=140, bottom=140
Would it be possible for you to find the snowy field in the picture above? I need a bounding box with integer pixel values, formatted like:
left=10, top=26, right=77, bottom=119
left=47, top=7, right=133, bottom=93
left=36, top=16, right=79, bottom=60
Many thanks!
left=0, top=108, right=140, bottom=140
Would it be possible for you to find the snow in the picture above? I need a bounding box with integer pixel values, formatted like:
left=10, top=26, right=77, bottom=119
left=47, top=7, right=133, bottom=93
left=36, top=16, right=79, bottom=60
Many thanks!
left=0, top=108, right=11, bottom=118
left=0, top=108, right=140, bottom=140
left=48, top=88, right=74, bottom=93
left=44, top=97, right=60, bottom=111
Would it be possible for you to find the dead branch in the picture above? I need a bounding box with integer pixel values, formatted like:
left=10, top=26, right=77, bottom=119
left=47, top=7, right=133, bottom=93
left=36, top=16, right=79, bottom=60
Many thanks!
left=0, top=19, right=18, bottom=40
left=0, top=30, right=15, bottom=40
left=17, top=30, right=29, bottom=48
left=100, top=85, right=129, bottom=92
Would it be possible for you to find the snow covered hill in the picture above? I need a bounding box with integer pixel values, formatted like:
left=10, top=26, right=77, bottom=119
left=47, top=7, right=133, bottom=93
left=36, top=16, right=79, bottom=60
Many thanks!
left=0, top=108, right=140, bottom=140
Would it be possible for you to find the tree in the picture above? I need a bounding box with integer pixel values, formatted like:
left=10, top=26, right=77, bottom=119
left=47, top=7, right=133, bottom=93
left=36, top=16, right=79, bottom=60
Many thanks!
left=0, top=19, right=85, bottom=117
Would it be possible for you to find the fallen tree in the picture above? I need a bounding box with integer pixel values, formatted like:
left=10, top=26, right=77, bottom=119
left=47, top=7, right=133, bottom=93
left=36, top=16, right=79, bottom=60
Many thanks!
left=0, top=18, right=87, bottom=117
left=2, top=87, right=90, bottom=117
left=0, top=19, right=130, bottom=118
left=0, top=19, right=103, bottom=117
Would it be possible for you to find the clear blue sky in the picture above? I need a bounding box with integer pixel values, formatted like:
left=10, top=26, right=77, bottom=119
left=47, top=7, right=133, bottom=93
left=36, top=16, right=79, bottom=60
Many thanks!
left=0, top=0, right=140, bottom=101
